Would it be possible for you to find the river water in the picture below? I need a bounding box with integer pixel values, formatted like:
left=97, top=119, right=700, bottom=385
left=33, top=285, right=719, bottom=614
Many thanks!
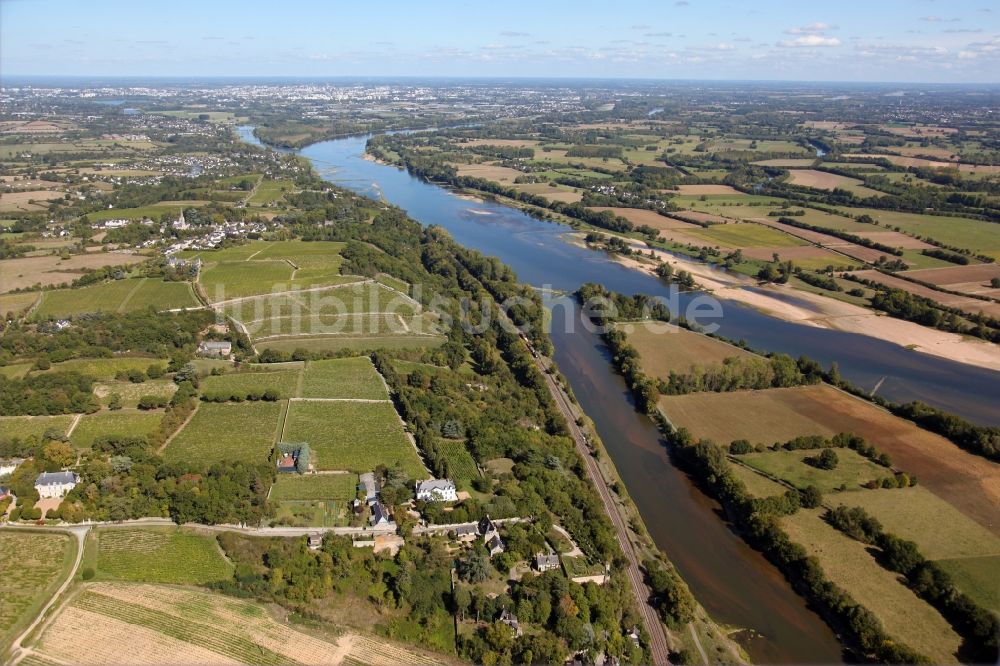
left=240, top=126, right=1000, bottom=663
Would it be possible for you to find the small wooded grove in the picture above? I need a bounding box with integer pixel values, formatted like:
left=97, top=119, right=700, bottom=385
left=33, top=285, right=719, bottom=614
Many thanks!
left=214, top=531, right=649, bottom=664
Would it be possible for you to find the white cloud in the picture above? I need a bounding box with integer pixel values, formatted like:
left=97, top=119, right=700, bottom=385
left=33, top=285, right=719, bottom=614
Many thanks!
left=777, top=35, right=841, bottom=48
left=785, top=22, right=838, bottom=35
left=920, top=16, right=960, bottom=23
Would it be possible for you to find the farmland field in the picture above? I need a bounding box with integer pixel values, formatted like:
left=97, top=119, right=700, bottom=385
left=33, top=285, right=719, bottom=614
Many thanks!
left=0, top=291, right=40, bottom=315
left=93, top=379, right=177, bottom=408
left=256, top=333, right=446, bottom=354
left=70, top=411, right=163, bottom=449
left=300, top=357, right=388, bottom=400
left=786, top=169, right=882, bottom=197
left=781, top=509, right=961, bottom=664
left=728, top=463, right=786, bottom=498
left=0, top=531, right=75, bottom=655
left=686, top=222, right=806, bottom=248
left=0, top=253, right=147, bottom=293
left=44, top=356, right=166, bottom=381
left=658, top=384, right=1000, bottom=533
left=831, top=207, right=1000, bottom=259
left=88, top=528, right=233, bottom=585
left=0, top=415, right=74, bottom=441
left=163, top=401, right=283, bottom=464
left=32, top=582, right=445, bottom=666
left=622, top=321, right=753, bottom=378
left=200, top=369, right=300, bottom=399
left=283, top=401, right=425, bottom=477
left=33, top=279, right=199, bottom=319
left=735, top=448, right=887, bottom=493
left=935, top=555, right=1000, bottom=613
left=269, top=473, right=358, bottom=501
left=438, top=440, right=479, bottom=485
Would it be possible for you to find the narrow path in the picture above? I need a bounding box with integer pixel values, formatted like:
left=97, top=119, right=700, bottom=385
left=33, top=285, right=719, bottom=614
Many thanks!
left=156, top=402, right=199, bottom=454
left=7, top=525, right=89, bottom=664
left=288, top=397, right=392, bottom=403
left=115, top=277, right=147, bottom=313
left=532, top=348, right=672, bottom=665
left=64, top=414, right=83, bottom=438
left=688, top=623, right=709, bottom=665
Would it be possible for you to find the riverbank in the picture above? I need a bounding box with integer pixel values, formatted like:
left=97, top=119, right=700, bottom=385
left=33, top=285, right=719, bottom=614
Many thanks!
left=574, top=232, right=1000, bottom=374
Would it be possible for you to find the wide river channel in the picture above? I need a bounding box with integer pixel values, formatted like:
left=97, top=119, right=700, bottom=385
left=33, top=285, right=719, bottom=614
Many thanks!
left=241, top=127, right=1000, bottom=663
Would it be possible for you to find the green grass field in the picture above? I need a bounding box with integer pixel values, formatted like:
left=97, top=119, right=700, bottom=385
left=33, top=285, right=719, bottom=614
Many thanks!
left=0, top=291, right=40, bottom=316
left=200, top=261, right=294, bottom=300
left=70, top=411, right=163, bottom=449
left=300, top=357, right=387, bottom=400
left=0, top=415, right=74, bottom=441
left=833, top=207, right=1000, bottom=259
left=283, top=401, right=424, bottom=476
left=82, top=202, right=200, bottom=222
left=93, top=379, right=176, bottom=408
left=686, top=222, right=806, bottom=248
left=163, top=401, right=283, bottom=465
left=43, top=356, right=166, bottom=381
left=935, top=555, right=1000, bottom=613
left=782, top=508, right=961, bottom=664
left=89, top=528, right=233, bottom=585
left=200, top=369, right=300, bottom=399
left=33, top=279, right=199, bottom=319
left=735, top=448, right=887, bottom=493
left=269, top=473, right=358, bottom=501
left=829, top=486, right=1000, bottom=561
left=728, top=462, right=786, bottom=498
left=248, top=179, right=296, bottom=205
left=0, top=531, right=75, bottom=654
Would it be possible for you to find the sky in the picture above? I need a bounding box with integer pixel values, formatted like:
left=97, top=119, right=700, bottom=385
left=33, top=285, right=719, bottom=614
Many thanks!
left=1, top=0, right=999, bottom=83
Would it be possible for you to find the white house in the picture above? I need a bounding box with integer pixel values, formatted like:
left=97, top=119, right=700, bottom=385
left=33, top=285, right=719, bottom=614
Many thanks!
left=0, top=458, right=24, bottom=477
left=34, top=471, right=79, bottom=499
left=197, top=340, right=232, bottom=357
left=415, top=478, right=457, bottom=502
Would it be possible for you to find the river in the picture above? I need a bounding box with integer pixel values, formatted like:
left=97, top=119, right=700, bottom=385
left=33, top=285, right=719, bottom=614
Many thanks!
left=239, top=126, right=999, bottom=663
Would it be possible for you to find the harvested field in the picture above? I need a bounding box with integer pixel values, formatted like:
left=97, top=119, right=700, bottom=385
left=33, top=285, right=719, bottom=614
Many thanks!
left=754, top=218, right=894, bottom=263
left=93, top=379, right=177, bottom=408
left=587, top=206, right=694, bottom=230
left=0, top=189, right=64, bottom=213
left=831, top=208, right=1000, bottom=260
left=622, top=321, right=752, bottom=378
left=851, top=269, right=1000, bottom=318
left=659, top=384, right=1000, bottom=533
left=843, top=154, right=1000, bottom=174
left=781, top=509, right=961, bottom=664
left=786, top=169, right=882, bottom=197
left=851, top=230, right=934, bottom=250
left=460, top=138, right=539, bottom=148
left=510, top=182, right=583, bottom=203
left=453, top=163, right=524, bottom=183
left=671, top=184, right=744, bottom=195
left=672, top=210, right=731, bottom=225
left=0, top=291, right=40, bottom=316
left=32, top=582, right=443, bottom=666
left=728, top=463, right=786, bottom=498
left=904, top=263, right=1000, bottom=298
left=751, top=159, right=817, bottom=167
left=0, top=253, right=146, bottom=293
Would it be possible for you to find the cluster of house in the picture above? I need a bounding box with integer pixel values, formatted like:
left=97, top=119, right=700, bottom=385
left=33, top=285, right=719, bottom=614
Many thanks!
left=161, top=219, right=270, bottom=254
left=197, top=340, right=232, bottom=358
left=357, top=472, right=394, bottom=528
left=453, top=514, right=506, bottom=556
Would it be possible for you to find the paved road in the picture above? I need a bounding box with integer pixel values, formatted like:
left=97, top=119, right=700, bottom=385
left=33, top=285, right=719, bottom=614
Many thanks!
left=531, top=348, right=672, bottom=665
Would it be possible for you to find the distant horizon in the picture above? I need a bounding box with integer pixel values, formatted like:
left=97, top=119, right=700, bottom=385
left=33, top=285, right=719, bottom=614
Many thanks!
left=3, top=74, right=1000, bottom=89
left=2, top=0, right=998, bottom=84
